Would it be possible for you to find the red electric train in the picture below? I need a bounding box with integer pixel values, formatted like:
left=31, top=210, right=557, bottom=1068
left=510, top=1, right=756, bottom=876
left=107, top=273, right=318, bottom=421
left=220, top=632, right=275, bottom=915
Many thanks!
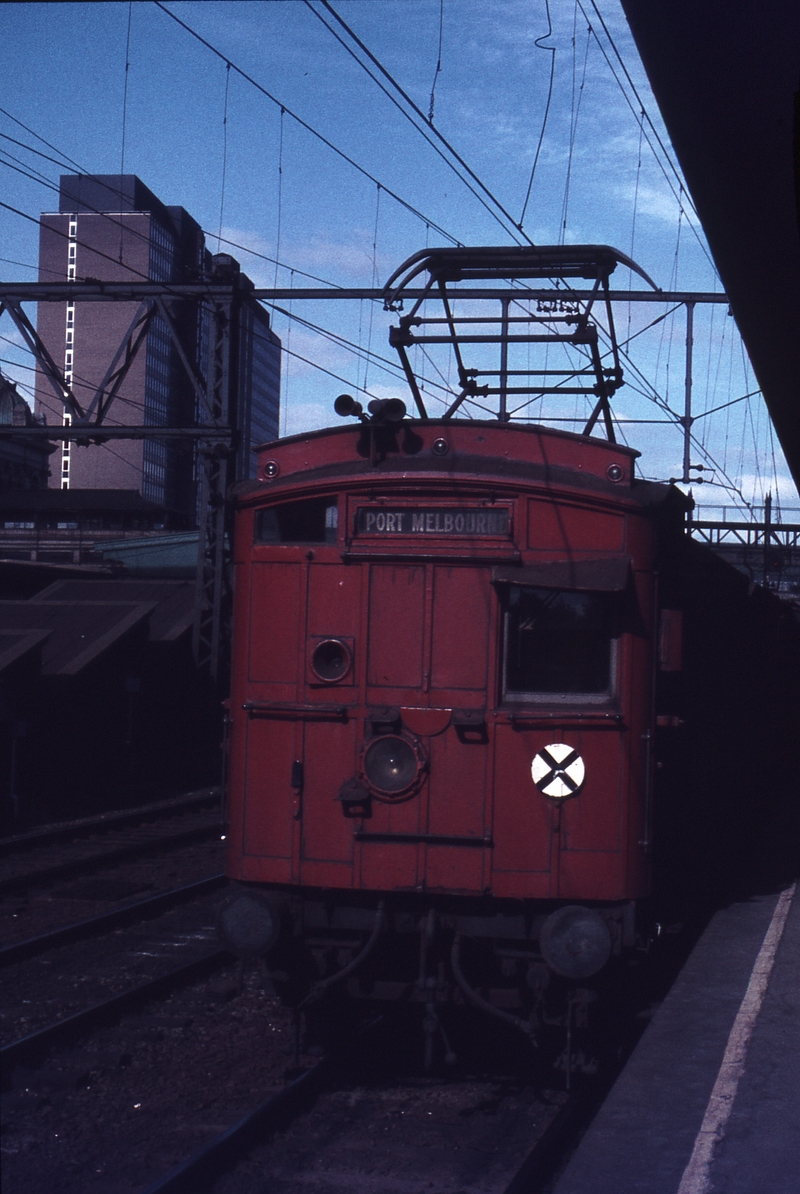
left=217, top=248, right=800, bottom=1046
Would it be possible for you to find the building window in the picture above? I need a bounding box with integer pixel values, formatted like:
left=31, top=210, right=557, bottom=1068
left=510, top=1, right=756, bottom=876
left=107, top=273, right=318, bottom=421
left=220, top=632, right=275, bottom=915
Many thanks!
left=67, top=264, right=76, bottom=280
left=68, top=219, right=77, bottom=238
left=65, top=330, right=73, bottom=346
left=66, top=309, right=74, bottom=327
left=68, top=243, right=76, bottom=261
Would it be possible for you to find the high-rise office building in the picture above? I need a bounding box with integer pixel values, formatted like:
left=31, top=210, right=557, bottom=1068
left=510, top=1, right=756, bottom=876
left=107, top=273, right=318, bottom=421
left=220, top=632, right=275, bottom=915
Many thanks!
left=35, top=175, right=280, bottom=522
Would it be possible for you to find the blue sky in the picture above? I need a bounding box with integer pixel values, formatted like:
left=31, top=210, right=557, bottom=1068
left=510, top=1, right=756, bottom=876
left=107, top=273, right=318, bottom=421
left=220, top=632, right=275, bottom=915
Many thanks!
left=1, top=1, right=796, bottom=512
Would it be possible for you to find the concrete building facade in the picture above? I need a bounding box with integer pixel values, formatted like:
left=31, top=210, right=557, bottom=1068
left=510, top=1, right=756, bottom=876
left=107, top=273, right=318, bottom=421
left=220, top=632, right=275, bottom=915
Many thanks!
left=35, top=175, right=280, bottom=522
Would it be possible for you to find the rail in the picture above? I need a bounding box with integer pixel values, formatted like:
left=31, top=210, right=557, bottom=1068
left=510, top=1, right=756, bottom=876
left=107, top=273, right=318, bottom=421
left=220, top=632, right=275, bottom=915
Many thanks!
left=0, top=873, right=226, bottom=967
left=1, top=949, right=230, bottom=1077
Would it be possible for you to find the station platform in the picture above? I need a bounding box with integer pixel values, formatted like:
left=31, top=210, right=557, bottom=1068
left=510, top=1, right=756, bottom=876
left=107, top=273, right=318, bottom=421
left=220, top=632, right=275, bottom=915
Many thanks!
left=552, top=883, right=800, bottom=1194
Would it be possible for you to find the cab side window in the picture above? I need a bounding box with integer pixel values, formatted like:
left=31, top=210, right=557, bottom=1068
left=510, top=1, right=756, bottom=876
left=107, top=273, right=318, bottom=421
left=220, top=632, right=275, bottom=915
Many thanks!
left=256, top=498, right=338, bottom=544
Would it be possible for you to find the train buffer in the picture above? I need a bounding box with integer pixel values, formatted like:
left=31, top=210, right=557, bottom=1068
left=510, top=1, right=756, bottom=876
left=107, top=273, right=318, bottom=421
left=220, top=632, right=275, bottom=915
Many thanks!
left=552, top=884, right=800, bottom=1194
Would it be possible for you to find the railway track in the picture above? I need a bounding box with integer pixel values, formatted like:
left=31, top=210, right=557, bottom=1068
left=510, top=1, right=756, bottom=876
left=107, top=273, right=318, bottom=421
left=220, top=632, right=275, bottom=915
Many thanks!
left=0, top=788, right=222, bottom=859
left=1, top=873, right=231, bottom=1071
left=0, top=788, right=223, bottom=897
left=2, top=947, right=229, bottom=1075
left=1, top=938, right=682, bottom=1194
left=0, top=873, right=226, bottom=967
left=0, top=806, right=708, bottom=1194
left=136, top=1011, right=601, bottom=1194
left=141, top=1059, right=331, bottom=1194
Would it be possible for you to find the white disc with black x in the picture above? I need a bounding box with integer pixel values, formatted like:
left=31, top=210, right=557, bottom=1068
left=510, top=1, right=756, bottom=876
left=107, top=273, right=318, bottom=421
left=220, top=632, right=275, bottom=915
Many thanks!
left=531, top=743, right=585, bottom=799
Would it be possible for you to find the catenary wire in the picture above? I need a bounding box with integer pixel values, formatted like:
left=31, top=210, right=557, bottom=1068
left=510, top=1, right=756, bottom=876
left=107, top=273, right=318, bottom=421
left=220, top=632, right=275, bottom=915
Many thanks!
left=304, top=0, right=525, bottom=245
left=428, top=0, right=444, bottom=123
left=576, top=0, right=716, bottom=272
left=583, top=0, right=698, bottom=214
left=217, top=63, right=231, bottom=253
left=312, top=0, right=531, bottom=245
left=153, top=1, right=462, bottom=247
left=0, top=110, right=753, bottom=482
left=118, top=1, right=134, bottom=263
left=519, top=0, right=557, bottom=229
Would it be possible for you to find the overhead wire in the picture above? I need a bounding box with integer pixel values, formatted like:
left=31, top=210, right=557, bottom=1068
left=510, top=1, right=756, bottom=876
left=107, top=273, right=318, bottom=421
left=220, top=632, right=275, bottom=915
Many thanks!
left=302, top=0, right=523, bottom=245
left=428, top=0, right=444, bottom=124
left=0, top=141, right=338, bottom=304
left=584, top=0, right=698, bottom=213
left=311, top=0, right=531, bottom=245
left=576, top=0, right=716, bottom=272
left=0, top=180, right=184, bottom=293
left=0, top=156, right=417, bottom=416
left=3, top=185, right=748, bottom=502
left=272, top=107, right=285, bottom=291
left=217, top=63, right=232, bottom=253
left=520, top=0, right=557, bottom=229
left=0, top=129, right=174, bottom=269
left=558, top=8, right=591, bottom=244
left=0, top=47, right=775, bottom=515
left=263, top=302, right=453, bottom=402
left=0, top=105, right=86, bottom=176
left=363, top=184, right=381, bottom=393
left=153, top=1, right=461, bottom=247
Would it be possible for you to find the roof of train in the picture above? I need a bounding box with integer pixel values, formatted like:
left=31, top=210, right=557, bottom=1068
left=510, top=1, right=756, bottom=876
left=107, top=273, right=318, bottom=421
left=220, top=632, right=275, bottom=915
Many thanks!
left=236, top=420, right=677, bottom=510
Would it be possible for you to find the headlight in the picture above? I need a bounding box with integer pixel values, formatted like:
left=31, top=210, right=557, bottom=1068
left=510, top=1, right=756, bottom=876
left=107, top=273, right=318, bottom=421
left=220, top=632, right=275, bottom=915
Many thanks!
left=360, top=733, right=425, bottom=800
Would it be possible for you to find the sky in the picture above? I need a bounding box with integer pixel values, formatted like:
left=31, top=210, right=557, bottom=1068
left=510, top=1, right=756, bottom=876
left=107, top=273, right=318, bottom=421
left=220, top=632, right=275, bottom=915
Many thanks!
left=1, top=0, right=796, bottom=514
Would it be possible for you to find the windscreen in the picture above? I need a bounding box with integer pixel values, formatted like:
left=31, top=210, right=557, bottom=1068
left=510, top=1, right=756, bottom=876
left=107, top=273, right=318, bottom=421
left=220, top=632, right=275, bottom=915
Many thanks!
left=503, top=585, right=617, bottom=702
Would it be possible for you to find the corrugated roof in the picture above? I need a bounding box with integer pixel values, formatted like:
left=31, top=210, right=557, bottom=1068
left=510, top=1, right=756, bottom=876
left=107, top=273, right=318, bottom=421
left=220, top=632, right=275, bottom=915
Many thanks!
left=0, top=601, right=154, bottom=675
left=0, top=629, right=51, bottom=674
left=32, top=579, right=195, bottom=643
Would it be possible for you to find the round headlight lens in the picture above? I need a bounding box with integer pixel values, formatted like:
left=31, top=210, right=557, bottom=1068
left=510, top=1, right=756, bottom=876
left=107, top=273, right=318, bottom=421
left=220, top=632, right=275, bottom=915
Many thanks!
left=310, top=638, right=352, bottom=682
left=363, top=734, right=420, bottom=796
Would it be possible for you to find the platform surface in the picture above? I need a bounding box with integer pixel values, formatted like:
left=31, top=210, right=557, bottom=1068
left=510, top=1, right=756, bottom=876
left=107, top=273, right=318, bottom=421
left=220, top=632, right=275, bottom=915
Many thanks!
left=552, top=885, right=800, bottom=1194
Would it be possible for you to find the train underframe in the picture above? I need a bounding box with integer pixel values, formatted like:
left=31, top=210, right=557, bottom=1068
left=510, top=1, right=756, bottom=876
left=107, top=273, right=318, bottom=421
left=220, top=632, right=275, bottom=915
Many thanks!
left=217, top=882, right=641, bottom=1071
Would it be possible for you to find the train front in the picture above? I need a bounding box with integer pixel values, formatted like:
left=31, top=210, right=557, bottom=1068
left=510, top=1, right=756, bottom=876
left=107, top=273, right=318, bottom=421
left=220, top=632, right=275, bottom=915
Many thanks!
left=218, top=246, right=672, bottom=1036
left=222, top=413, right=667, bottom=1008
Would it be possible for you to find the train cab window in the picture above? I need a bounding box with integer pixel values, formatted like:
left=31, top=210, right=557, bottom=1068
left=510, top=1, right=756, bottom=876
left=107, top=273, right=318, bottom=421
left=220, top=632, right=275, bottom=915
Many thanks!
left=502, top=586, right=617, bottom=703
left=256, top=498, right=338, bottom=545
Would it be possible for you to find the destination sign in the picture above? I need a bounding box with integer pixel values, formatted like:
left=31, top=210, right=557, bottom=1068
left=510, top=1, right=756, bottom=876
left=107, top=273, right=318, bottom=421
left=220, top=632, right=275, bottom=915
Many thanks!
left=356, top=507, right=509, bottom=537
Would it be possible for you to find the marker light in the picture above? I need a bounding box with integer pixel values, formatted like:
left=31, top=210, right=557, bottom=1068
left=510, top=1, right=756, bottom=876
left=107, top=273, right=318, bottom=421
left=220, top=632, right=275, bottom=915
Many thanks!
left=311, top=638, right=352, bottom=683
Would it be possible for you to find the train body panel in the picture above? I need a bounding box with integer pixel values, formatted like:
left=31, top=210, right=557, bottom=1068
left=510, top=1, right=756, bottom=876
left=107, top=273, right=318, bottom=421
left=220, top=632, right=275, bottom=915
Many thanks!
left=227, top=421, right=662, bottom=914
